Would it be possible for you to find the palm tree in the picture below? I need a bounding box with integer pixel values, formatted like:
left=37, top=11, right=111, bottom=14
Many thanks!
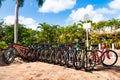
left=14, top=0, right=44, bottom=43
left=111, top=19, right=120, bottom=30
left=0, top=0, right=5, bottom=7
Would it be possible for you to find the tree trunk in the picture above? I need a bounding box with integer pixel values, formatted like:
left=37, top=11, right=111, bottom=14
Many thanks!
left=14, top=0, right=19, bottom=43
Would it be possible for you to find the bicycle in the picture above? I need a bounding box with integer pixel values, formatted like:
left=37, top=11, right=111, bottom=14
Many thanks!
left=91, top=42, right=118, bottom=66
left=26, top=44, right=40, bottom=62
left=64, top=43, right=74, bottom=68
left=73, top=41, right=96, bottom=71
left=56, top=43, right=67, bottom=66
left=2, top=43, right=37, bottom=64
left=37, top=43, right=48, bottom=62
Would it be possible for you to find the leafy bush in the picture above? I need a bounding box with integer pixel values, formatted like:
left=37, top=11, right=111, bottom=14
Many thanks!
left=0, top=41, right=7, bottom=51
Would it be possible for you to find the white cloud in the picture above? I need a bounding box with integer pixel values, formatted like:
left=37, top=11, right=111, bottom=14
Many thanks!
left=66, top=5, right=104, bottom=24
left=4, top=15, right=38, bottom=30
left=3, top=16, right=14, bottom=25
left=39, top=0, right=76, bottom=13
left=66, top=0, right=120, bottom=25
left=109, top=0, right=120, bottom=10
left=96, top=8, right=115, bottom=14
left=117, top=15, right=120, bottom=19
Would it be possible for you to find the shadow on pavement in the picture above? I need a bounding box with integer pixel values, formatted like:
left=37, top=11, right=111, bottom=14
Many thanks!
left=94, top=65, right=120, bottom=72
left=0, top=57, right=8, bottom=66
left=0, top=51, right=8, bottom=66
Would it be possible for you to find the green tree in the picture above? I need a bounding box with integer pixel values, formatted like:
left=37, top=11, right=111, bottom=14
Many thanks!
left=49, top=24, right=59, bottom=42
left=38, top=23, right=50, bottom=43
left=0, top=20, right=4, bottom=41
left=111, top=19, right=120, bottom=30
left=3, top=25, right=14, bottom=43
left=14, top=0, right=44, bottom=43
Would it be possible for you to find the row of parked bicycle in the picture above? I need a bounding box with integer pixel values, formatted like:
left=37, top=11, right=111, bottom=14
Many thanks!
left=2, top=41, right=118, bottom=71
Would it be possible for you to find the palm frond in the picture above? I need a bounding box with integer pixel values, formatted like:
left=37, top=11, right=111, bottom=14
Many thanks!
left=0, top=0, right=5, bottom=7
left=37, top=0, right=44, bottom=7
left=18, top=0, right=24, bottom=7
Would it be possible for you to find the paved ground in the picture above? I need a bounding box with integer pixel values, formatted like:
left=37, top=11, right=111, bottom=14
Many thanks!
left=0, top=51, right=120, bottom=80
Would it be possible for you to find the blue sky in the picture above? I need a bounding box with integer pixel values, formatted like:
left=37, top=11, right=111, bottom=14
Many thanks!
left=0, top=0, right=120, bottom=30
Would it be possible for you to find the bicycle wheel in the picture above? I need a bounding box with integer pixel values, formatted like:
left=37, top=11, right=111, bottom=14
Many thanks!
left=94, top=50, right=103, bottom=65
left=44, top=50, right=49, bottom=62
left=39, top=50, right=45, bottom=62
left=66, top=50, right=74, bottom=68
left=27, top=50, right=36, bottom=62
left=102, top=50, right=118, bottom=66
left=59, top=50, right=67, bottom=66
left=50, top=51, right=56, bottom=63
left=73, top=50, right=83, bottom=70
left=48, top=49, right=54, bottom=63
left=54, top=50, right=61, bottom=64
left=2, top=48, right=16, bottom=64
left=84, top=50, right=96, bottom=72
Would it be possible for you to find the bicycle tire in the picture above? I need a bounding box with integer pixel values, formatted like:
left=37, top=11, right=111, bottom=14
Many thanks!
left=2, top=48, right=16, bottom=64
left=39, top=50, right=45, bottom=62
left=54, top=50, right=61, bottom=64
left=59, top=51, right=67, bottom=66
left=27, top=50, right=37, bottom=62
left=73, top=50, right=83, bottom=70
left=66, top=50, right=74, bottom=68
left=102, top=50, right=118, bottom=66
left=45, top=51, right=51, bottom=63
left=50, top=52, right=56, bottom=63
left=84, top=50, right=96, bottom=72
left=94, top=50, right=103, bottom=65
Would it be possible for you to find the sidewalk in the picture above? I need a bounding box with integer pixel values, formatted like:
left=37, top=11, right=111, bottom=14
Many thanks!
left=114, top=49, right=120, bottom=56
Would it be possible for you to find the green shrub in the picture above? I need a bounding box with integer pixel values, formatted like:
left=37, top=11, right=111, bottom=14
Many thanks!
left=0, top=41, right=7, bottom=51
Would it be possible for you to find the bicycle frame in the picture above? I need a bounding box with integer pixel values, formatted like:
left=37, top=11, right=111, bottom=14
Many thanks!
left=8, top=43, right=30, bottom=58
left=99, top=43, right=110, bottom=59
left=93, top=42, right=111, bottom=63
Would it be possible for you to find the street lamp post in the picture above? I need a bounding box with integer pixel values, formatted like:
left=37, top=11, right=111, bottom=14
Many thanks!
left=84, top=14, right=91, bottom=48
left=86, top=25, right=89, bottom=48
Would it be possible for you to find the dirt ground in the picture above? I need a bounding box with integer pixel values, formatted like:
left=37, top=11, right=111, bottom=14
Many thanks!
left=0, top=51, right=120, bottom=80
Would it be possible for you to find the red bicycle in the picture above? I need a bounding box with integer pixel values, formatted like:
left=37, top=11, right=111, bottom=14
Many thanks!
left=2, top=43, right=36, bottom=64
left=91, top=42, right=118, bottom=66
